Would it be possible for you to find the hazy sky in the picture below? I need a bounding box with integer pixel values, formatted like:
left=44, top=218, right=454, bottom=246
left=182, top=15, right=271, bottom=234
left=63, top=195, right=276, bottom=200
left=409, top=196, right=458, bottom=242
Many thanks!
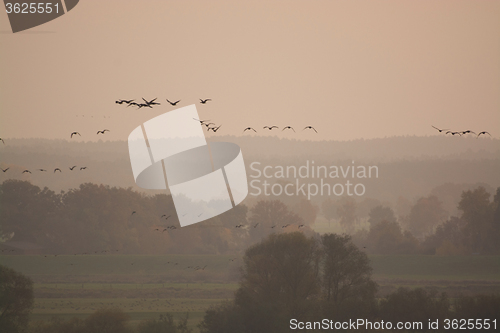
left=1, top=0, right=499, bottom=142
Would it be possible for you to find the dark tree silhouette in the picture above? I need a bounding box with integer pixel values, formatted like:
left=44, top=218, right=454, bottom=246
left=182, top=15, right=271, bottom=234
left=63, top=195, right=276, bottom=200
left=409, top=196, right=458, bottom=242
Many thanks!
left=0, top=265, right=34, bottom=333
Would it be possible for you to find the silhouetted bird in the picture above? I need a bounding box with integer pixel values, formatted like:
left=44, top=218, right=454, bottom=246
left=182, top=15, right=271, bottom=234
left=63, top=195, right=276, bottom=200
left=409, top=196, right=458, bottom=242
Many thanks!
left=446, top=131, right=462, bottom=136
left=200, top=99, right=211, bottom=104
left=431, top=126, right=449, bottom=133
left=143, top=98, right=160, bottom=106
left=263, top=126, right=278, bottom=130
left=1, top=168, right=9, bottom=172
left=193, top=118, right=211, bottom=124
left=167, top=99, right=180, bottom=106
left=38, top=169, right=47, bottom=172
left=54, top=168, right=62, bottom=173
left=282, top=126, right=295, bottom=132
left=131, top=211, right=137, bottom=215
left=208, top=125, right=222, bottom=132
left=0, top=138, right=4, bottom=144
left=461, top=130, right=476, bottom=135
left=71, top=132, right=81, bottom=138
left=97, top=129, right=110, bottom=134
left=116, top=99, right=134, bottom=104
left=80, top=167, right=87, bottom=170
left=477, top=131, right=491, bottom=138
left=244, top=127, right=257, bottom=132
left=69, top=166, right=77, bottom=171
left=22, top=170, right=31, bottom=174
left=303, top=126, right=318, bottom=133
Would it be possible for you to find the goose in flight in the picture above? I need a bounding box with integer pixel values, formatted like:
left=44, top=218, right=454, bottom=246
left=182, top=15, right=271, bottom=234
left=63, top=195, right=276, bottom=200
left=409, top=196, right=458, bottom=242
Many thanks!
left=477, top=131, right=491, bottom=138
left=200, top=99, right=211, bottom=104
left=244, top=127, right=257, bottom=132
left=166, top=99, right=181, bottom=106
left=97, top=129, right=110, bottom=135
left=431, top=126, right=449, bottom=133
left=303, top=126, right=318, bottom=133
left=70, top=132, right=81, bottom=138
left=282, top=126, right=295, bottom=132
left=263, top=126, right=278, bottom=130
left=116, top=99, right=134, bottom=104
left=143, top=97, right=160, bottom=106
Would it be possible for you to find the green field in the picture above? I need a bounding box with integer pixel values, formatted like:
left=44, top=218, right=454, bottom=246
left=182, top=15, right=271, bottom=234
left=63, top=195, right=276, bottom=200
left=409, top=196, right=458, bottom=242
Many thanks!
left=2, top=254, right=500, bottom=331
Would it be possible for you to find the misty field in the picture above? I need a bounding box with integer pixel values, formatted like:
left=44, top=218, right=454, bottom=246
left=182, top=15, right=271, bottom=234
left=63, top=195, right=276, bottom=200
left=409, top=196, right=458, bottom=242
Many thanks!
left=1, top=254, right=500, bottom=330
left=2, top=254, right=499, bottom=281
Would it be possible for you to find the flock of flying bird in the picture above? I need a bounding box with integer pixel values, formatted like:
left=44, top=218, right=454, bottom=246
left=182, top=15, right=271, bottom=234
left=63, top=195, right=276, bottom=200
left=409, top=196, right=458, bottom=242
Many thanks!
left=115, top=97, right=319, bottom=134
left=431, top=126, right=491, bottom=138
left=1, top=166, right=87, bottom=174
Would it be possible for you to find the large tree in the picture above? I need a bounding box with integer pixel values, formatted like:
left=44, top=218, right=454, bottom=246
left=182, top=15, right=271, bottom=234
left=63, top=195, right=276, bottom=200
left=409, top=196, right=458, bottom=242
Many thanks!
left=458, top=187, right=497, bottom=253
left=408, top=195, right=446, bottom=239
left=200, top=232, right=378, bottom=333
left=321, top=234, right=378, bottom=320
left=0, top=265, right=34, bottom=333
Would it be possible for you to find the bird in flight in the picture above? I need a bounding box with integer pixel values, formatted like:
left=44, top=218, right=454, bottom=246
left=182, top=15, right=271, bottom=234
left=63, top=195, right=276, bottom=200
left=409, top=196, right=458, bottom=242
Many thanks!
left=80, top=167, right=87, bottom=170
left=69, top=166, right=77, bottom=171
left=97, top=129, right=110, bottom=135
left=54, top=168, right=62, bottom=173
left=116, top=99, right=134, bottom=104
left=200, top=99, right=211, bottom=104
left=303, top=126, right=318, bottom=133
left=1, top=168, right=9, bottom=172
left=38, top=169, right=47, bottom=172
left=243, top=127, right=257, bottom=132
left=0, top=138, right=4, bottom=144
left=208, top=125, right=222, bottom=132
left=461, top=130, right=476, bottom=135
left=137, top=103, right=152, bottom=109
left=131, top=211, right=137, bottom=215
left=263, top=126, right=278, bottom=130
left=282, top=126, right=295, bottom=132
left=446, top=131, right=462, bottom=136
left=143, top=98, right=160, bottom=106
left=22, top=170, right=31, bottom=174
left=193, top=118, right=211, bottom=125
left=477, top=131, right=491, bottom=138
left=70, top=132, right=81, bottom=138
left=431, top=126, right=449, bottom=133
left=167, top=99, right=180, bottom=106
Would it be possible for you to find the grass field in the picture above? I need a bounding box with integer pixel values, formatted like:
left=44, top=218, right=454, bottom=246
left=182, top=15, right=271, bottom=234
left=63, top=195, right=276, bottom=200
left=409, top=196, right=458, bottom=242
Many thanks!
left=2, top=254, right=500, bottom=331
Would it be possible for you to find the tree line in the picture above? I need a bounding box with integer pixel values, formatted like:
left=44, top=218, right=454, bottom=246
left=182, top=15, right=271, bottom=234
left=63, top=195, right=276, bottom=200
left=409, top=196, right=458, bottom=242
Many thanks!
left=1, top=179, right=499, bottom=255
